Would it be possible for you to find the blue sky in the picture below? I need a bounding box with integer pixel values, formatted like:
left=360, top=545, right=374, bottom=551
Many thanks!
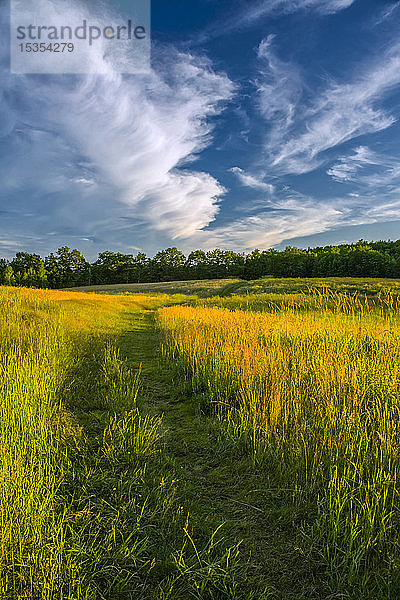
left=1, top=0, right=400, bottom=259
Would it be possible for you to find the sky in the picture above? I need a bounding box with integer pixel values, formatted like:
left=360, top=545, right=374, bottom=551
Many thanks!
left=1, top=0, right=400, bottom=259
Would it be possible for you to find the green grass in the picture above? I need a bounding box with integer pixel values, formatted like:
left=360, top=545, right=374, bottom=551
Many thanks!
left=3, top=279, right=400, bottom=599
left=158, top=289, right=400, bottom=599
left=66, top=276, right=400, bottom=299
left=228, top=276, right=400, bottom=296
left=63, top=278, right=241, bottom=297
left=0, top=287, right=249, bottom=599
left=0, top=288, right=179, bottom=598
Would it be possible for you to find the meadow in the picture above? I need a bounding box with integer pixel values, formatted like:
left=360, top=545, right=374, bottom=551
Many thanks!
left=1, top=279, right=400, bottom=599
left=159, top=288, right=400, bottom=594
left=0, top=288, right=197, bottom=599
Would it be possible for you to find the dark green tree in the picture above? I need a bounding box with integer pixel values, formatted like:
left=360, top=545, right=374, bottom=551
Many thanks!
left=151, top=248, right=186, bottom=281
left=45, top=247, right=88, bottom=288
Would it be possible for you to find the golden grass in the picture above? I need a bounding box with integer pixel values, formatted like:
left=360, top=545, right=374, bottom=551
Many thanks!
left=158, top=292, right=400, bottom=582
left=4, top=282, right=400, bottom=594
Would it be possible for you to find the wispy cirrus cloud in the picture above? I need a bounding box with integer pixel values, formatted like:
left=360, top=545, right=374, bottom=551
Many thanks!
left=327, top=146, right=382, bottom=182
left=238, top=0, right=356, bottom=24
left=191, top=27, right=400, bottom=252
left=373, top=2, right=400, bottom=26
left=256, top=37, right=400, bottom=175
left=328, top=146, right=400, bottom=189
left=195, top=3, right=400, bottom=251
left=187, top=186, right=400, bottom=252
left=230, top=167, right=274, bottom=193
left=187, top=195, right=344, bottom=251
left=193, top=0, right=356, bottom=45
left=256, top=35, right=303, bottom=148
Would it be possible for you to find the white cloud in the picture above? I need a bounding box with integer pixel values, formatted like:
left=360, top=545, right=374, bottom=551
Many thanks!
left=327, top=146, right=381, bottom=182
left=185, top=187, right=400, bottom=252
left=185, top=193, right=345, bottom=250
left=374, top=3, right=400, bottom=26
left=194, top=0, right=356, bottom=45
left=328, top=146, right=400, bottom=189
left=199, top=0, right=355, bottom=43
left=241, top=0, right=356, bottom=22
left=257, top=40, right=400, bottom=175
left=73, top=177, right=96, bottom=186
left=230, top=167, right=274, bottom=193
left=257, top=35, right=302, bottom=132
left=56, top=51, right=233, bottom=237
left=0, top=0, right=235, bottom=251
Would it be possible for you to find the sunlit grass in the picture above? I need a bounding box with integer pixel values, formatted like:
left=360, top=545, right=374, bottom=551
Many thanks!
left=0, top=286, right=174, bottom=598
left=5, top=281, right=400, bottom=597
left=0, top=285, right=244, bottom=599
left=158, top=291, right=400, bottom=591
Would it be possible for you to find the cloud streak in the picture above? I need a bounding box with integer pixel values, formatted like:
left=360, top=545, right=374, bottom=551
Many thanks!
left=230, top=167, right=274, bottom=193
left=327, top=146, right=384, bottom=183
left=195, top=0, right=356, bottom=44
left=328, top=146, right=400, bottom=190
left=238, top=0, right=356, bottom=24
left=255, top=37, right=400, bottom=175
left=187, top=187, right=400, bottom=252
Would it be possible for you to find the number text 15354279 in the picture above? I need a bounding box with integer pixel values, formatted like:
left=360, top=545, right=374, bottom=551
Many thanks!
left=19, top=43, right=75, bottom=53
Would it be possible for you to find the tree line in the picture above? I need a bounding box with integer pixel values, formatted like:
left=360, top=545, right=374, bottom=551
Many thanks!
left=1, top=240, right=400, bottom=289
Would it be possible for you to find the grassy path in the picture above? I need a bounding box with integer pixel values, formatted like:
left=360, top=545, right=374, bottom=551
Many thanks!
left=116, top=308, right=327, bottom=600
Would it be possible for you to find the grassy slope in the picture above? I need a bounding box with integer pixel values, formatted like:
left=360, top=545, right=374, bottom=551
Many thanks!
left=66, top=276, right=400, bottom=298
left=237, top=276, right=400, bottom=296
left=62, top=279, right=241, bottom=297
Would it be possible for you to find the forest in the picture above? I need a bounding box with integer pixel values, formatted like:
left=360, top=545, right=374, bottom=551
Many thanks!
left=1, top=239, right=400, bottom=288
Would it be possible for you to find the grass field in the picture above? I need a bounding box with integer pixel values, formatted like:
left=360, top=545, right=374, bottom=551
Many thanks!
left=67, top=276, right=400, bottom=298
left=62, top=278, right=241, bottom=297
left=2, top=279, right=400, bottom=599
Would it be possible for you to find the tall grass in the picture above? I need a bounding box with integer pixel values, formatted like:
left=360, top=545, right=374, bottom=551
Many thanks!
left=0, top=288, right=77, bottom=596
left=158, top=292, right=400, bottom=593
left=0, top=286, right=242, bottom=599
left=197, top=286, right=400, bottom=314
left=0, top=287, right=167, bottom=598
